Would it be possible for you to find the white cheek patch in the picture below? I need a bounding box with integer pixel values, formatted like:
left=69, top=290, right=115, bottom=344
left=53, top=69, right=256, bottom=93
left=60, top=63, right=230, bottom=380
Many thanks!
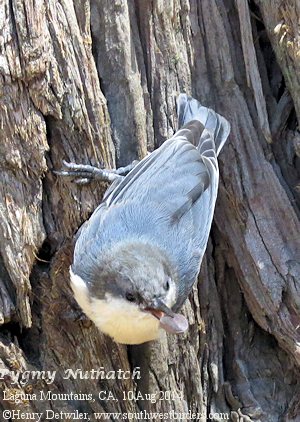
left=165, top=282, right=176, bottom=308
left=69, top=268, right=91, bottom=316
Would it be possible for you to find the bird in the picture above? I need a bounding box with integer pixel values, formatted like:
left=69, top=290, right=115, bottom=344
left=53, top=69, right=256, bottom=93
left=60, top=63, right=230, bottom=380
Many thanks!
left=58, top=94, right=230, bottom=345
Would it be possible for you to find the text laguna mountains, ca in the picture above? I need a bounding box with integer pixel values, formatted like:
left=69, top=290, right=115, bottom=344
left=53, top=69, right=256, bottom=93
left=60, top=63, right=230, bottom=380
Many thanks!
left=3, top=390, right=100, bottom=404
left=0, top=367, right=141, bottom=386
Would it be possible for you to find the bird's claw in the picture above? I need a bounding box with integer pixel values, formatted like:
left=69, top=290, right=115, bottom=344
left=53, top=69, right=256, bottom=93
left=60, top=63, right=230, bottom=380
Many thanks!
left=54, top=159, right=141, bottom=184
left=54, top=161, right=119, bottom=184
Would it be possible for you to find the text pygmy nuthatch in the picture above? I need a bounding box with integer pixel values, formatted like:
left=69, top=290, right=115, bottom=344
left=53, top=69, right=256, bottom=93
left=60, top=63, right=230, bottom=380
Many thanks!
left=61, top=94, right=230, bottom=344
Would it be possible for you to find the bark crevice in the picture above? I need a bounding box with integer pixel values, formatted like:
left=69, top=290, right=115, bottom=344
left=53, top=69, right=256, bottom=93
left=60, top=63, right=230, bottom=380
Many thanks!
left=0, top=1, right=299, bottom=421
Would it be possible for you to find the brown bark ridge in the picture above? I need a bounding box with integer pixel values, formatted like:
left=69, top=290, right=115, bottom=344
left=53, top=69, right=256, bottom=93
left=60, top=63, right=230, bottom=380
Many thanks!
left=0, top=1, right=299, bottom=421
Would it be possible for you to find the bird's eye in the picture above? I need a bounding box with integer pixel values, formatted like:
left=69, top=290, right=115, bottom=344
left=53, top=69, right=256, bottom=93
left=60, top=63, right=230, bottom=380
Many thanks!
left=125, top=292, right=136, bottom=302
left=164, top=279, right=170, bottom=291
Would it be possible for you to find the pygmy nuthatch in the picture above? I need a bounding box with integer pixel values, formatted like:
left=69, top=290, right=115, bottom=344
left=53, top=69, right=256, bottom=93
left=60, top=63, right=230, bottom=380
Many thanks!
left=61, top=94, right=230, bottom=344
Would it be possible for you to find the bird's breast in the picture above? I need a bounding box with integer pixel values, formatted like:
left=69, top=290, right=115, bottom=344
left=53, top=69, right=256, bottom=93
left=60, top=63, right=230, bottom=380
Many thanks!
left=89, top=295, right=161, bottom=344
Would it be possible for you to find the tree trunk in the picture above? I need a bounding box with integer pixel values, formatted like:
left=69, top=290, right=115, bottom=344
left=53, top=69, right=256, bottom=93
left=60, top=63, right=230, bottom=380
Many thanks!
left=0, top=1, right=299, bottom=421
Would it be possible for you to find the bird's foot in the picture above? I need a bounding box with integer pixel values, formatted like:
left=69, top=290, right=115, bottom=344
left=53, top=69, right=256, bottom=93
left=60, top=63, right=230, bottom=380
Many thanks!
left=54, top=160, right=139, bottom=185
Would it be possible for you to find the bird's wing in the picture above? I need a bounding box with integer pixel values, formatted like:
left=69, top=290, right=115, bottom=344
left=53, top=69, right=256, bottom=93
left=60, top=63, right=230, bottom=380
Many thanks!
left=104, top=120, right=211, bottom=213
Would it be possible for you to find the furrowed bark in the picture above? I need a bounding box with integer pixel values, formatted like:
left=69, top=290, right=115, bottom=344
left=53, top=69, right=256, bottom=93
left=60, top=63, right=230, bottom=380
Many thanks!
left=0, top=1, right=299, bottom=421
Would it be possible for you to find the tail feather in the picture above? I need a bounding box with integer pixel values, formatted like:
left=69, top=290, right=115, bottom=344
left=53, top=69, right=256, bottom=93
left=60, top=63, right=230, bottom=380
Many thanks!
left=177, top=93, right=230, bottom=156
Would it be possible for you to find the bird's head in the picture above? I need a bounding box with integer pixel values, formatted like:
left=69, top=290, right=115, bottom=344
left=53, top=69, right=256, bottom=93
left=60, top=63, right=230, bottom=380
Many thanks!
left=100, top=242, right=176, bottom=317
left=70, top=241, right=188, bottom=344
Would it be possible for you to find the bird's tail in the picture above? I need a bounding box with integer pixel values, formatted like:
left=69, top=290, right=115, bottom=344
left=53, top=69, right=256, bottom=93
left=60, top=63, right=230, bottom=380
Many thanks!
left=177, top=93, right=230, bottom=156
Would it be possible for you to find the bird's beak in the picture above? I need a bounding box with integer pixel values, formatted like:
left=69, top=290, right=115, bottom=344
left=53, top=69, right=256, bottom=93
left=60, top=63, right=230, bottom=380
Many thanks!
left=145, top=298, right=175, bottom=319
left=144, top=298, right=189, bottom=335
